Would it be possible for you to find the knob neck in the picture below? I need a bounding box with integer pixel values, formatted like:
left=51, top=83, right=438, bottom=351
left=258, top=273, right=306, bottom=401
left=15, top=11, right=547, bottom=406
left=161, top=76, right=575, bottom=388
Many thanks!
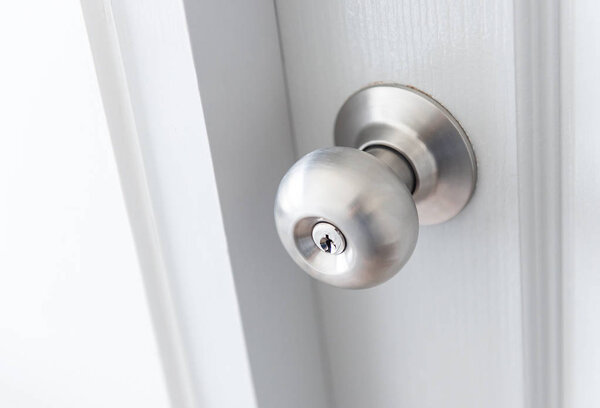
left=364, top=145, right=416, bottom=193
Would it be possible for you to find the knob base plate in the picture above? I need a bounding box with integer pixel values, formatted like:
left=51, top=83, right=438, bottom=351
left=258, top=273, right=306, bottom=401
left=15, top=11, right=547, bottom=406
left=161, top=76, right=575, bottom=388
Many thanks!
left=335, top=84, right=477, bottom=225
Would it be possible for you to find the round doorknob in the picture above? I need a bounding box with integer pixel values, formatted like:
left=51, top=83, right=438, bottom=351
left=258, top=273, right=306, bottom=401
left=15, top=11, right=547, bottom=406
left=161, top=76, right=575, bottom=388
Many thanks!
left=275, top=146, right=419, bottom=289
left=274, top=84, right=477, bottom=289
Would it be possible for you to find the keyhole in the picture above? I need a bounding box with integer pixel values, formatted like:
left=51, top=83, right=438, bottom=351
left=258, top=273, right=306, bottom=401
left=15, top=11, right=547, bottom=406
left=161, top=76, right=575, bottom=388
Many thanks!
left=319, top=234, right=335, bottom=253
left=311, top=222, right=346, bottom=255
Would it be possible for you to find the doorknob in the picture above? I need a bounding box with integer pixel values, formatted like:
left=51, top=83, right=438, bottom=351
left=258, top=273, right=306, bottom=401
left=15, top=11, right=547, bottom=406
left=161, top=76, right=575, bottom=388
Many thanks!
left=274, top=84, right=477, bottom=289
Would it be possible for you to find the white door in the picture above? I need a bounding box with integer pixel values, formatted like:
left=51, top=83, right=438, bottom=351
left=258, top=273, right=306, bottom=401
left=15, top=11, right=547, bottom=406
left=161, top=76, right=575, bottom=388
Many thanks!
left=82, top=0, right=600, bottom=407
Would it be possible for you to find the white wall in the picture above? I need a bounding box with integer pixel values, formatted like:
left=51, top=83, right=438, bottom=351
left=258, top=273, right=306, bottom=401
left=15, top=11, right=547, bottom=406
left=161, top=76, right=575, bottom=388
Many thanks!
left=0, top=1, right=169, bottom=406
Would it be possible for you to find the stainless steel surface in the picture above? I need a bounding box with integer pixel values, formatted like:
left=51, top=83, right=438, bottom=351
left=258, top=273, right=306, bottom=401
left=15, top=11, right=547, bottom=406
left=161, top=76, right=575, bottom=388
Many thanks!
left=364, top=145, right=416, bottom=192
left=274, top=147, right=418, bottom=289
left=311, top=222, right=346, bottom=254
left=274, top=83, right=477, bottom=288
left=335, top=84, right=477, bottom=225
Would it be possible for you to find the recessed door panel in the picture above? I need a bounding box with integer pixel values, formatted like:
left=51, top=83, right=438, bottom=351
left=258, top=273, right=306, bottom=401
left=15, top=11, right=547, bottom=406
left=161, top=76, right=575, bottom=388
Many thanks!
left=275, top=1, right=523, bottom=407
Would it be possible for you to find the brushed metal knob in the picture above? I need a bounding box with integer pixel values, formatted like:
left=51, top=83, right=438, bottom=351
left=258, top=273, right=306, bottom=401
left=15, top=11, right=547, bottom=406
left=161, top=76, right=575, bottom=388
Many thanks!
left=275, top=146, right=419, bottom=289
left=275, top=84, right=477, bottom=289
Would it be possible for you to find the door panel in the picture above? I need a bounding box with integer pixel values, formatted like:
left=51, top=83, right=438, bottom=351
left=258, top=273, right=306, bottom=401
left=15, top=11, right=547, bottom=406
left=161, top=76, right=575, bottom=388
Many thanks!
left=275, top=1, right=524, bottom=407
left=85, top=0, right=588, bottom=407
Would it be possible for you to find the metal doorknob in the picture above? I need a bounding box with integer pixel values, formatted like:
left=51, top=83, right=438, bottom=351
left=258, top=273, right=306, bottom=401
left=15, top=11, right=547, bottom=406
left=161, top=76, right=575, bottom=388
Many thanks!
left=274, top=84, right=477, bottom=289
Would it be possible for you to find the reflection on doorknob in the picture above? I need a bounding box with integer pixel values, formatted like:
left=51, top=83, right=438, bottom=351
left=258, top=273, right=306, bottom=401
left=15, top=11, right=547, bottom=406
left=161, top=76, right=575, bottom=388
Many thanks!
left=274, top=84, right=477, bottom=289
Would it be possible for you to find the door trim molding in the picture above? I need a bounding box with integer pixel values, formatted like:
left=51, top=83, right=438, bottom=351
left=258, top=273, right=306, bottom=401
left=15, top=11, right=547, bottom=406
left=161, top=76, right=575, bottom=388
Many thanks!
left=80, top=1, right=198, bottom=406
left=81, top=1, right=260, bottom=406
left=514, top=1, right=566, bottom=407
